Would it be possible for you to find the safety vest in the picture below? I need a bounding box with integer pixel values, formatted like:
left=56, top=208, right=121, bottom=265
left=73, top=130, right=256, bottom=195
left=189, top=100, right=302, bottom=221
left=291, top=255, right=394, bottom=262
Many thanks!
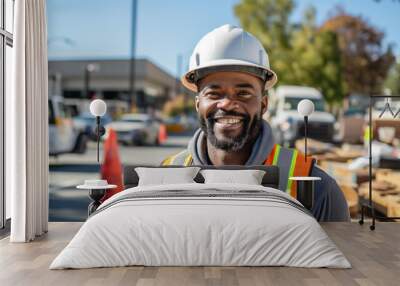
left=161, top=144, right=315, bottom=198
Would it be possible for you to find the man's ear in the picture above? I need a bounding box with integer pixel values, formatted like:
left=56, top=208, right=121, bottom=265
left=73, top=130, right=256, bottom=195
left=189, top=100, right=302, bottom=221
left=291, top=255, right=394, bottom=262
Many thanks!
left=195, top=95, right=200, bottom=112
left=261, top=94, right=268, bottom=115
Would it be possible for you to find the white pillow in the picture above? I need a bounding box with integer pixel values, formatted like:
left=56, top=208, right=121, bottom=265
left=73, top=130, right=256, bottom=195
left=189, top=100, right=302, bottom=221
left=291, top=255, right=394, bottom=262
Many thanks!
left=135, top=167, right=201, bottom=186
left=200, top=169, right=266, bottom=185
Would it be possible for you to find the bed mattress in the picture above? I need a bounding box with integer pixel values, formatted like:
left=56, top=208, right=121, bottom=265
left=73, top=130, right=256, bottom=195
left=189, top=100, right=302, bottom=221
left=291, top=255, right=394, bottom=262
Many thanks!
left=50, top=183, right=350, bottom=269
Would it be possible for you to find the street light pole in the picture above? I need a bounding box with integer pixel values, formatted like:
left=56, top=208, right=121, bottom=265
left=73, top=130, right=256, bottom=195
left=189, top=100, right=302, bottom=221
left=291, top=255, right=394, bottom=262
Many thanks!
left=84, top=63, right=99, bottom=99
left=129, top=0, right=138, bottom=111
left=176, top=54, right=188, bottom=114
left=84, top=67, right=90, bottom=99
left=175, top=54, right=182, bottom=97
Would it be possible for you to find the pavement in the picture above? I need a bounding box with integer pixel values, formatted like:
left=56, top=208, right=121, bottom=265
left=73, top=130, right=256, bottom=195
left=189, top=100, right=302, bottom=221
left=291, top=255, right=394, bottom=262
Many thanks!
left=49, top=135, right=191, bottom=221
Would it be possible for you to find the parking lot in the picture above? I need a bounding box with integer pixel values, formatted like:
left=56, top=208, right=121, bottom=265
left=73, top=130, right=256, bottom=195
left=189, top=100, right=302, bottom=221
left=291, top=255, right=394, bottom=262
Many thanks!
left=49, top=135, right=191, bottom=221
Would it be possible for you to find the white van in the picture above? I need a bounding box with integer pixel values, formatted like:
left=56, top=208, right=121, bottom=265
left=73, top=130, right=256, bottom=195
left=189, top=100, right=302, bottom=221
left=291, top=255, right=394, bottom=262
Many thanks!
left=266, top=85, right=336, bottom=147
left=49, top=95, right=88, bottom=156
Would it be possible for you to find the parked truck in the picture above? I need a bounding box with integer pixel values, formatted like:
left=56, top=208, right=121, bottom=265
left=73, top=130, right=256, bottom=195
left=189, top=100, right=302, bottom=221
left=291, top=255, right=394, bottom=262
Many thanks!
left=266, top=85, right=336, bottom=147
left=49, top=95, right=88, bottom=156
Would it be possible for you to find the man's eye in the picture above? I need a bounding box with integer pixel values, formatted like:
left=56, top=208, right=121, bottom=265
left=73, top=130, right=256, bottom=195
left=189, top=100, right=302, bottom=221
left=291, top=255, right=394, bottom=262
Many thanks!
left=205, top=92, right=221, bottom=98
left=237, top=91, right=253, bottom=98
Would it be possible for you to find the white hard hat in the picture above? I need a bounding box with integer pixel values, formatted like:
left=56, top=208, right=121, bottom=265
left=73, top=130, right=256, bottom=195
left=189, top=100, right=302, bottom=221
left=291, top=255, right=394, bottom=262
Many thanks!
left=182, top=24, right=278, bottom=92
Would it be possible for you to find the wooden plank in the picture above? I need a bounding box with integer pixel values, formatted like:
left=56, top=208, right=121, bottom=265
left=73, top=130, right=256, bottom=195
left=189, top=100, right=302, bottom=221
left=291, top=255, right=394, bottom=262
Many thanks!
left=0, top=222, right=399, bottom=286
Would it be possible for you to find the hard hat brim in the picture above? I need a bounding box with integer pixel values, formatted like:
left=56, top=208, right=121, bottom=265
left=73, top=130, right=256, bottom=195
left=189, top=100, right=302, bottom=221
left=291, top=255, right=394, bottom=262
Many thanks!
left=181, top=59, right=278, bottom=92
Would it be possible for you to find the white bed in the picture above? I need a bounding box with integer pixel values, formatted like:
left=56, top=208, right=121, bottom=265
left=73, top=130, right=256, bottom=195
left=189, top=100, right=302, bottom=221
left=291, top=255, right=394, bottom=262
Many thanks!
left=50, top=183, right=351, bottom=269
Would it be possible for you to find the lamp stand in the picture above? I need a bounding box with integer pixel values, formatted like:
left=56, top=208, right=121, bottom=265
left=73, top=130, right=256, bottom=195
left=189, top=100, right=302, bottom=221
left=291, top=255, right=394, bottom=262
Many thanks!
left=96, top=116, right=100, bottom=162
left=304, top=116, right=308, bottom=162
left=88, top=188, right=106, bottom=216
left=94, top=116, right=106, bottom=163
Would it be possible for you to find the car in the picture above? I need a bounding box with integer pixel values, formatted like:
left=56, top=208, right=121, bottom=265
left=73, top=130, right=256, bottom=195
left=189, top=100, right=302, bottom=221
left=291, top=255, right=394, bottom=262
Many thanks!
left=267, top=85, right=336, bottom=147
left=105, top=113, right=161, bottom=146
left=49, top=95, right=88, bottom=156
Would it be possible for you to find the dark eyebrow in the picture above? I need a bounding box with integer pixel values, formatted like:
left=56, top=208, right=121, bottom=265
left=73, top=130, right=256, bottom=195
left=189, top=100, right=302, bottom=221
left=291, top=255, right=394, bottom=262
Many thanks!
left=201, top=83, right=255, bottom=92
left=235, top=83, right=255, bottom=89
left=204, top=84, right=222, bottom=90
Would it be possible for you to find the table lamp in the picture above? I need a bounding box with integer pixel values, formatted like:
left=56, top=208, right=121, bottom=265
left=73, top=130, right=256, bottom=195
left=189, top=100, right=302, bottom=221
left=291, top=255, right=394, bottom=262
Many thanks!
left=78, top=99, right=116, bottom=216
left=289, top=99, right=320, bottom=211
left=77, top=180, right=116, bottom=216
left=89, top=99, right=107, bottom=162
left=297, top=99, right=314, bottom=161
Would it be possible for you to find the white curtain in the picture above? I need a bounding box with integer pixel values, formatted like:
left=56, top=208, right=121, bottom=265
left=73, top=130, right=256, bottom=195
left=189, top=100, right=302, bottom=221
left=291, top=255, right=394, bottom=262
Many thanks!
left=8, top=0, right=49, bottom=242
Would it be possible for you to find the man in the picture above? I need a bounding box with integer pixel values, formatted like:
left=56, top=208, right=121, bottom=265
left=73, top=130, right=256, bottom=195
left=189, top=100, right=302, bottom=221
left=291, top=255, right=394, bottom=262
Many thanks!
left=162, top=24, right=349, bottom=222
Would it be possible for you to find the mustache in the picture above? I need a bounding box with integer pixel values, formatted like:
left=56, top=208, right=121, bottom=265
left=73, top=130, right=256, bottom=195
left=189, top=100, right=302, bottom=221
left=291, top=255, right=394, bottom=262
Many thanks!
left=199, top=109, right=262, bottom=152
left=207, top=109, right=249, bottom=120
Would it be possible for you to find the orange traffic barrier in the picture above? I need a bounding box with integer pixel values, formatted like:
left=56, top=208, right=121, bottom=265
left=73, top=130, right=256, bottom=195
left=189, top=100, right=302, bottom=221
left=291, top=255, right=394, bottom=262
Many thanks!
left=100, top=128, right=124, bottom=202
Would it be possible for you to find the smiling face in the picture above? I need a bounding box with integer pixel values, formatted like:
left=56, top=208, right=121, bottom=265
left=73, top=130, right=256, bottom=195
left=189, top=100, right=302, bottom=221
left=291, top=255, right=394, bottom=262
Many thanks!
left=196, top=71, right=268, bottom=152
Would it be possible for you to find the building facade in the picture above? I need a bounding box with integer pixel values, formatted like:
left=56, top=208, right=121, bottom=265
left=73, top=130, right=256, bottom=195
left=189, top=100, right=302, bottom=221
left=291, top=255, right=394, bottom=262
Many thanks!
left=48, top=58, right=182, bottom=115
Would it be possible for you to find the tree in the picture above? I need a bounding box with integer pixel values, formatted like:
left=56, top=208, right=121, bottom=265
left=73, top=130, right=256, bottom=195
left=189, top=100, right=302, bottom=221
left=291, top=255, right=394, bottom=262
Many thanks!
left=234, top=0, right=295, bottom=84
left=290, top=7, right=345, bottom=105
left=321, top=11, right=395, bottom=95
left=384, top=58, right=400, bottom=95
left=235, top=1, right=345, bottom=105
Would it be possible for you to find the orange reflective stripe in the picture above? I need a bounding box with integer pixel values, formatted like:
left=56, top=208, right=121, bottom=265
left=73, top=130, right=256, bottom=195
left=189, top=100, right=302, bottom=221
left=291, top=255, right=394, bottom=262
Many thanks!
left=264, top=144, right=277, bottom=165
left=264, top=144, right=314, bottom=199
left=290, top=152, right=314, bottom=197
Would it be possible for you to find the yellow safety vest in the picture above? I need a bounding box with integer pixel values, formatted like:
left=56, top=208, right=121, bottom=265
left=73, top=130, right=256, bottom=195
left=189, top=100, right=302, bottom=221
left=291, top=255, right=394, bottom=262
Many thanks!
left=161, top=144, right=315, bottom=198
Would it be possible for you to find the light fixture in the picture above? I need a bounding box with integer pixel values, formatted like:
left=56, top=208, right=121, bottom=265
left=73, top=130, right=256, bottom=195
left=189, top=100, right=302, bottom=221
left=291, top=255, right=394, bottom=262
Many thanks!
left=297, top=99, right=315, bottom=161
left=89, top=99, right=107, bottom=162
left=78, top=99, right=116, bottom=216
left=288, top=99, right=319, bottom=211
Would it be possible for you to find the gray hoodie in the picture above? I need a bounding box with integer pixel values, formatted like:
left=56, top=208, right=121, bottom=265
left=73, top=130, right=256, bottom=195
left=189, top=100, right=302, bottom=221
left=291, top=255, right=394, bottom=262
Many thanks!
left=187, top=121, right=350, bottom=222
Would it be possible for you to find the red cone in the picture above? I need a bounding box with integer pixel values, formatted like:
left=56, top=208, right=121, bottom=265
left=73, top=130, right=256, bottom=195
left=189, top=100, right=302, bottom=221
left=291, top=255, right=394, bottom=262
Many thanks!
left=100, top=128, right=124, bottom=202
left=158, top=123, right=168, bottom=143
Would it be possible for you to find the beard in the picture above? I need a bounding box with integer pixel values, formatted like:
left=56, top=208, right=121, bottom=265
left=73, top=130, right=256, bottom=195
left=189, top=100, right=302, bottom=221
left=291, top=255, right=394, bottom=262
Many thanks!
left=199, top=109, right=262, bottom=152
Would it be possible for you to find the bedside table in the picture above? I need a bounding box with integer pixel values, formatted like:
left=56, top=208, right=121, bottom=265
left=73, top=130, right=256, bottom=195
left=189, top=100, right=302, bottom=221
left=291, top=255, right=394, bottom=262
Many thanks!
left=77, top=180, right=117, bottom=216
left=289, top=176, right=321, bottom=210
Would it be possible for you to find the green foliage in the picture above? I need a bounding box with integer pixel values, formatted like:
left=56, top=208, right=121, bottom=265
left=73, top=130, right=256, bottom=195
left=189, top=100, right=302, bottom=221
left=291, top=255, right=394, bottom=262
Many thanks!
left=383, top=59, right=400, bottom=95
left=290, top=7, right=345, bottom=104
left=234, top=0, right=394, bottom=105
left=234, top=1, right=344, bottom=105
left=234, top=0, right=295, bottom=84
left=321, top=11, right=395, bottom=95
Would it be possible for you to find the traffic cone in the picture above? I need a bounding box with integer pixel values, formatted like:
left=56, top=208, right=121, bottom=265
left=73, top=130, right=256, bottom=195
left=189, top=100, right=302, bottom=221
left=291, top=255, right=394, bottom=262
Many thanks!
left=158, top=123, right=168, bottom=143
left=100, top=128, right=124, bottom=202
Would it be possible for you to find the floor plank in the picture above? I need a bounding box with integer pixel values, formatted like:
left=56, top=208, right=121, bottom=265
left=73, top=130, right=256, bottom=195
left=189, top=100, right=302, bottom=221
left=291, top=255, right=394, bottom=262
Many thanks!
left=0, top=222, right=399, bottom=286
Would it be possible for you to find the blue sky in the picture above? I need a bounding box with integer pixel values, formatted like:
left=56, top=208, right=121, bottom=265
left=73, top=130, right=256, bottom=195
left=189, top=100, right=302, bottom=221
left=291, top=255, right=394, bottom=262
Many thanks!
left=47, top=0, right=400, bottom=77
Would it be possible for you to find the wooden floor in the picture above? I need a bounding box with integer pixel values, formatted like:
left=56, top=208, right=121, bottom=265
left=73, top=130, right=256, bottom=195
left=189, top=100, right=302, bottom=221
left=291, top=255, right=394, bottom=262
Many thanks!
left=0, top=222, right=399, bottom=286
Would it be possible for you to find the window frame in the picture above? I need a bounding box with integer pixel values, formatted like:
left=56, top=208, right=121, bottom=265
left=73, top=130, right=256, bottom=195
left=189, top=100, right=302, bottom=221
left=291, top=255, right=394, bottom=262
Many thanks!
left=0, top=0, right=14, bottom=230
